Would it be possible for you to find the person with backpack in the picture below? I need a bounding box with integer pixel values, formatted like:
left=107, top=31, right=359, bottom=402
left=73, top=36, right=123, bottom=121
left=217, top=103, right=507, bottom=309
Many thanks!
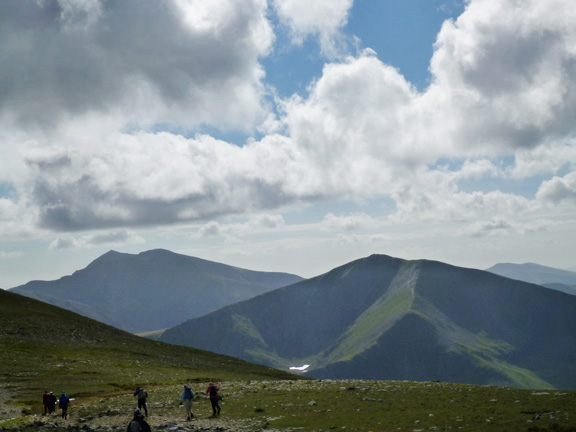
left=205, top=382, right=220, bottom=416
left=133, top=387, right=148, bottom=416
left=127, top=408, right=151, bottom=432
left=49, top=392, right=57, bottom=414
left=180, top=384, right=195, bottom=420
left=58, top=392, right=70, bottom=419
left=42, top=390, right=51, bottom=415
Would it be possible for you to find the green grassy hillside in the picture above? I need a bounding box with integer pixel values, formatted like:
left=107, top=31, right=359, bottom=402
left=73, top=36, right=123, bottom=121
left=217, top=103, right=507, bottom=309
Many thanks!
left=2, top=290, right=576, bottom=431
left=0, top=289, right=301, bottom=411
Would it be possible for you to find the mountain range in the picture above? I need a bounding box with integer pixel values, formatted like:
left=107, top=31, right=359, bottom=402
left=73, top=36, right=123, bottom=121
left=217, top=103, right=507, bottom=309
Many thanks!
left=10, top=249, right=303, bottom=333
left=159, top=254, right=576, bottom=390
left=486, top=262, right=576, bottom=296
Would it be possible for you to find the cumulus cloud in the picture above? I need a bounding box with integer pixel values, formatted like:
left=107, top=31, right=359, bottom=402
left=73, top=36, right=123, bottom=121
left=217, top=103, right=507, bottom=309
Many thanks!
left=272, top=0, right=354, bottom=56
left=430, top=0, right=576, bottom=152
left=1, top=0, right=576, bottom=247
left=0, top=0, right=272, bottom=130
left=537, top=172, right=576, bottom=205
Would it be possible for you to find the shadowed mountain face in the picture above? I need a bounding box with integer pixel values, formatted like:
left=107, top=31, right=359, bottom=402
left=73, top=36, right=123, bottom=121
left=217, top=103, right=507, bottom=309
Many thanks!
left=160, top=255, right=576, bottom=390
left=10, top=249, right=303, bottom=333
left=486, top=262, right=576, bottom=296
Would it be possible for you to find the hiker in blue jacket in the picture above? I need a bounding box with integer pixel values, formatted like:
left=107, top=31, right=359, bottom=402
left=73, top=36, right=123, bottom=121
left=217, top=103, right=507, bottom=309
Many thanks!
left=58, top=392, right=70, bottom=419
left=180, top=384, right=195, bottom=420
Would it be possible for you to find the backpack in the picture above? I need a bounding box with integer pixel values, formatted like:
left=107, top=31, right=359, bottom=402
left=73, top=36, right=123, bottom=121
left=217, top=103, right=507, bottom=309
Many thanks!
left=183, top=387, right=194, bottom=400
left=209, top=385, right=218, bottom=397
left=138, top=388, right=147, bottom=399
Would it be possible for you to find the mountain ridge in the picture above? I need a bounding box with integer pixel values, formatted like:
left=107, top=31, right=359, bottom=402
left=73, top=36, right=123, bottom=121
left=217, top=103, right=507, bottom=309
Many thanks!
left=160, top=254, right=576, bottom=389
left=10, top=248, right=304, bottom=333
left=486, top=262, right=576, bottom=296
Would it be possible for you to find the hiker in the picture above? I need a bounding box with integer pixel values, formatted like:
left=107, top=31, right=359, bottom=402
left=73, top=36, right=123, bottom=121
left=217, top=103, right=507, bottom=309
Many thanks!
left=43, top=390, right=51, bottom=415
left=134, top=387, right=148, bottom=416
left=49, top=392, right=57, bottom=414
left=59, top=392, right=70, bottom=419
left=206, top=382, right=221, bottom=416
left=180, top=384, right=195, bottom=420
left=127, top=408, right=151, bottom=432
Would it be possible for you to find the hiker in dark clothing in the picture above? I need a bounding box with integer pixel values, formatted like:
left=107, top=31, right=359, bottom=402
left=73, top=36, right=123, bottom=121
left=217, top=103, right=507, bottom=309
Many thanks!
left=59, top=392, right=70, bottom=419
left=206, top=382, right=220, bottom=416
left=49, top=392, right=57, bottom=414
left=43, top=390, right=50, bottom=415
left=134, top=387, right=148, bottom=416
left=127, top=409, right=151, bottom=432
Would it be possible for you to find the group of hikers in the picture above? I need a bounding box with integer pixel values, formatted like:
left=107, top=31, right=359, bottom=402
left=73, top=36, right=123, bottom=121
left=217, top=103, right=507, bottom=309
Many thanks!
left=43, top=382, right=221, bottom=429
left=128, top=382, right=221, bottom=432
left=41, top=391, right=70, bottom=419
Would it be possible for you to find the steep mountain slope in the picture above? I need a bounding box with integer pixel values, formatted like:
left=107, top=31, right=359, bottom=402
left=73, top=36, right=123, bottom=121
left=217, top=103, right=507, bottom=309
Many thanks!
left=160, top=255, right=576, bottom=390
left=10, top=249, right=303, bottom=333
left=486, top=262, right=576, bottom=295
left=0, top=289, right=300, bottom=407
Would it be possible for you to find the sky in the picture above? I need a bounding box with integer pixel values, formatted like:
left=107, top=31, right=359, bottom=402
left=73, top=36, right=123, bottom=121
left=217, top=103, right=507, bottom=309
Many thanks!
left=1, top=0, right=576, bottom=288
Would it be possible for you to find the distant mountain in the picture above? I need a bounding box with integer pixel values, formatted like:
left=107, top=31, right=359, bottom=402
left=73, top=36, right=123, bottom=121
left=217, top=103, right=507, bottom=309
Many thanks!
left=486, top=262, right=576, bottom=295
left=10, top=249, right=303, bottom=333
left=160, top=254, right=576, bottom=390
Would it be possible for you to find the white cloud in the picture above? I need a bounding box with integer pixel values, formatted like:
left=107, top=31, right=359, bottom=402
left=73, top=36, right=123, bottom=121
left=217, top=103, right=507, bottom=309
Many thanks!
left=537, top=172, right=576, bottom=205
left=0, top=250, right=24, bottom=259
left=272, top=0, right=354, bottom=56
left=322, top=213, right=376, bottom=231
left=49, top=230, right=144, bottom=250
left=1, top=0, right=576, bottom=260
left=0, top=0, right=272, bottom=131
left=430, top=0, right=576, bottom=152
left=199, top=213, right=286, bottom=240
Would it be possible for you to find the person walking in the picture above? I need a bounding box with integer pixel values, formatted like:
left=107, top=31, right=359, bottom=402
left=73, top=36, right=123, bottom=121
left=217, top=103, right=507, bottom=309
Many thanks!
left=127, top=408, right=151, bottom=432
left=206, top=382, right=220, bottom=417
left=180, top=384, right=195, bottom=420
left=42, top=390, right=51, bottom=415
left=134, top=387, right=148, bottom=416
left=58, top=392, right=70, bottom=419
left=49, top=392, right=57, bottom=414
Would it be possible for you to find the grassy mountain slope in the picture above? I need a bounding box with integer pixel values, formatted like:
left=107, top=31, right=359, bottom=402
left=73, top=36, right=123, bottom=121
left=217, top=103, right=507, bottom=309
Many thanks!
left=486, top=262, right=576, bottom=295
left=0, top=289, right=301, bottom=410
left=10, top=249, right=304, bottom=333
left=2, top=290, right=576, bottom=432
left=160, top=255, right=576, bottom=389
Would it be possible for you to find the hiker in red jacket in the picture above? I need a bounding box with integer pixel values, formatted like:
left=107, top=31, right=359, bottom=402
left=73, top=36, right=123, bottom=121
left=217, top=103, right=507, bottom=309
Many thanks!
left=43, top=390, right=51, bottom=415
left=206, top=382, right=220, bottom=416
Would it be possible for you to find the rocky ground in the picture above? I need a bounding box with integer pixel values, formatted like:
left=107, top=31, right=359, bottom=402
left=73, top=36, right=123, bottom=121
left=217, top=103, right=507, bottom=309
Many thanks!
left=2, top=379, right=575, bottom=432
left=0, top=381, right=304, bottom=432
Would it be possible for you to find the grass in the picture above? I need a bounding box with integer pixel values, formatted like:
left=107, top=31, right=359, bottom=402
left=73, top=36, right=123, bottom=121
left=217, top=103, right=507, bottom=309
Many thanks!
left=2, top=289, right=576, bottom=431
left=0, top=290, right=303, bottom=412
left=2, top=379, right=576, bottom=431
